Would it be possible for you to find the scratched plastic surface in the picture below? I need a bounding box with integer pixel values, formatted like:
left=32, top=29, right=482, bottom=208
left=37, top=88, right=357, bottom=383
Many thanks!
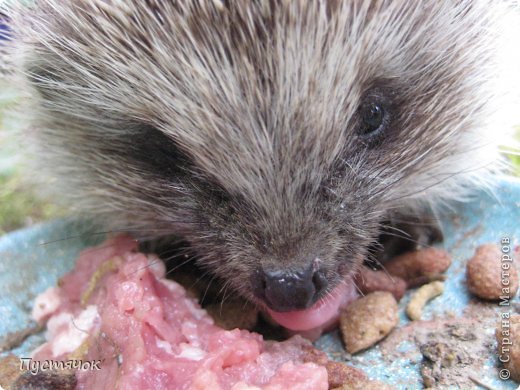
left=1, top=178, right=519, bottom=389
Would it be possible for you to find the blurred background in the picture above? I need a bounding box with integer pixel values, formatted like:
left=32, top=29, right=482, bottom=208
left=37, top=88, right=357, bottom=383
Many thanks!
left=0, top=79, right=64, bottom=235
left=0, top=12, right=63, bottom=235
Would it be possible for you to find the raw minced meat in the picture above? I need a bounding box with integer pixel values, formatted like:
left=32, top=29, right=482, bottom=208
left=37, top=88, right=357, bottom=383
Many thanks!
left=31, top=235, right=328, bottom=389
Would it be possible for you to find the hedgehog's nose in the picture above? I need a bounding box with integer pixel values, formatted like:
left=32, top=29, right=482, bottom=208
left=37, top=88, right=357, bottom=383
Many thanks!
left=252, top=264, right=328, bottom=312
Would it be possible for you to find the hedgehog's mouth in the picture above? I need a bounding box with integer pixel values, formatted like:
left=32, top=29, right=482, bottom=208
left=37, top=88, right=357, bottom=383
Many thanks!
left=264, top=280, right=358, bottom=331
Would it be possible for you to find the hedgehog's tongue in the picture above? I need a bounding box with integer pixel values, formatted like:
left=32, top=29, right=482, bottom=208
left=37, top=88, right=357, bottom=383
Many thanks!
left=265, top=280, right=358, bottom=331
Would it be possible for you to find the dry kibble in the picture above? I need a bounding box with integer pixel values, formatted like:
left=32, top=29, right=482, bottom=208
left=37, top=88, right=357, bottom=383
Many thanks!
left=205, top=300, right=258, bottom=330
left=354, top=267, right=407, bottom=301
left=340, top=292, right=399, bottom=354
left=13, top=371, right=77, bottom=390
left=325, top=361, right=368, bottom=388
left=332, top=380, right=394, bottom=390
left=385, top=248, right=452, bottom=281
left=300, top=345, right=392, bottom=389
left=406, top=281, right=444, bottom=321
left=1, top=355, right=76, bottom=390
left=301, top=344, right=330, bottom=366
left=0, top=355, right=23, bottom=389
left=496, top=315, right=520, bottom=382
left=466, top=244, right=518, bottom=301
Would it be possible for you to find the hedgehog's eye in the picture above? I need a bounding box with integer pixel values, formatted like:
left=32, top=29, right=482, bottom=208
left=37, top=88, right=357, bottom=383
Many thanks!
left=359, top=102, right=385, bottom=136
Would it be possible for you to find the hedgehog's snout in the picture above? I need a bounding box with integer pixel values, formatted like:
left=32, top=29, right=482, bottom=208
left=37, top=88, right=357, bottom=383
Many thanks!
left=250, top=258, right=329, bottom=312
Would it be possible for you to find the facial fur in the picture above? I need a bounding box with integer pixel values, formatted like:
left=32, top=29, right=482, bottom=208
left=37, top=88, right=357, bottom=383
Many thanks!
left=5, top=1, right=514, bottom=309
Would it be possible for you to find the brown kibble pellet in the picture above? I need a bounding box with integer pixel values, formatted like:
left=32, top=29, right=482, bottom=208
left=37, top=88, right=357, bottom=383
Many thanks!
left=205, top=300, right=258, bottom=330
left=13, top=371, right=77, bottom=390
left=354, top=267, right=407, bottom=301
left=385, top=248, right=452, bottom=281
left=299, top=345, right=390, bottom=389
left=496, top=315, right=520, bottom=382
left=467, top=244, right=518, bottom=301
left=340, top=292, right=399, bottom=354
left=406, top=281, right=444, bottom=321
left=325, top=361, right=368, bottom=388
left=301, top=345, right=330, bottom=366
left=300, top=346, right=391, bottom=389
left=332, top=380, right=394, bottom=390
left=0, top=355, right=24, bottom=389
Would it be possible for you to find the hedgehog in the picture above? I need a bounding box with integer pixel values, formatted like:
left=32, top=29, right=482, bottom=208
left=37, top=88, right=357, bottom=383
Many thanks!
left=3, top=1, right=518, bottom=329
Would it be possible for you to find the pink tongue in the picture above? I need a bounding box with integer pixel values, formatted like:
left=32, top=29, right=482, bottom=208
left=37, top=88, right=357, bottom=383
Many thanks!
left=265, top=281, right=357, bottom=331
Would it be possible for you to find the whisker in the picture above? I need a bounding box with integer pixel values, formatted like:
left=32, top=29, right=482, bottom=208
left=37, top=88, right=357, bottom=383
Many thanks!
left=218, top=281, right=232, bottom=312
left=37, top=226, right=176, bottom=247
left=199, top=273, right=219, bottom=304
left=163, top=254, right=199, bottom=276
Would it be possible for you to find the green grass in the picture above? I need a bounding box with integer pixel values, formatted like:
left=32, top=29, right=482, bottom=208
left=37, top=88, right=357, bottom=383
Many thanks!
left=507, top=128, right=520, bottom=177
left=0, top=79, right=63, bottom=234
left=0, top=173, right=62, bottom=235
left=510, top=153, right=520, bottom=176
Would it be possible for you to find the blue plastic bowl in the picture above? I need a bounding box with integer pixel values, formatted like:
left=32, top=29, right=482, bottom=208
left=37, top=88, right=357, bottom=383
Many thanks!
left=1, top=178, right=519, bottom=389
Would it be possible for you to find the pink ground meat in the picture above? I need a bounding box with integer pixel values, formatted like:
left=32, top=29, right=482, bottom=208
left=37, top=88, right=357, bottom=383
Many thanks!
left=31, top=236, right=328, bottom=389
